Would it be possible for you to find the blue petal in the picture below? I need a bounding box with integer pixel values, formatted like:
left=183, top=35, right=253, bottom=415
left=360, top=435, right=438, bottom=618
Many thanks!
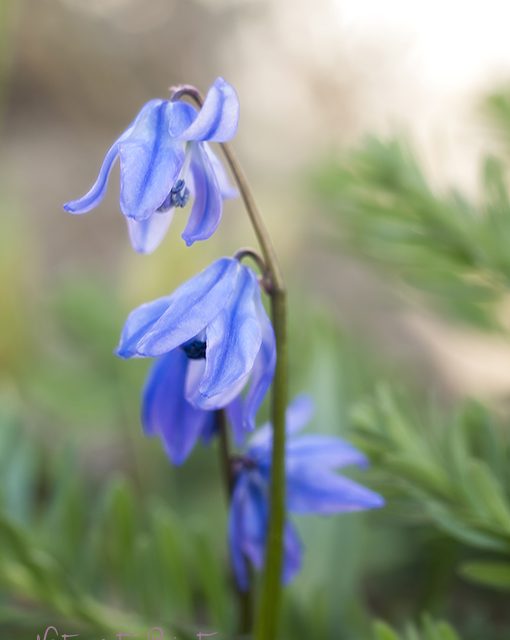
left=126, top=210, right=174, bottom=254
left=286, top=435, right=368, bottom=472
left=142, top=350, right=214, bottom=465
left=167, top=101, right=197, bottom=137
left=64, top=141, right=119, bottom=214
left=181, top=143, right=223, bottom=246
left=63, top=99, right=165, bottom=215
left=286, top=468, right=384, bottom=515
left=117, top=258, right=241, bottom=358
left=117, top=296, right=172, bottom=358
left=229, top=471, right=303, bottom=590
left=192, top=265, right=262, bottom=409
left=119, top=100, right=185, bottom=220
left=229, top=472, right=253, bottom=591
left=282, top=521, right=303, bottom=585
left=225, top=396, right=246, bottom=446
left=179, top=77, right=240, bottom=142
left=204, top=144, right=238, bottom=199
left=285, top=394, right=315, bottom=434
left=248, top=394, right=313, bottom=455
left=229, top=471, right=268, bottom=591
left=241, top=295, right=276, bottom=432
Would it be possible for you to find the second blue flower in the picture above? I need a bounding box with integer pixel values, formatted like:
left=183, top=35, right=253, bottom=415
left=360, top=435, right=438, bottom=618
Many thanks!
left=117, top=257, right=276, bottom=432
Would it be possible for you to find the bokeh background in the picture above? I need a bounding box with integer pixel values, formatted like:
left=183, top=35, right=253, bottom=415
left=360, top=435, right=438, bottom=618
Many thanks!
left=3, top=1, right=510, bottom=638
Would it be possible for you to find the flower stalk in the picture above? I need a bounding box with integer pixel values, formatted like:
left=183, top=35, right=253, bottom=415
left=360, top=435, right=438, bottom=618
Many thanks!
left=170, top=84, right=288, bottom=640
left=219, top=139, right=287, bottom=640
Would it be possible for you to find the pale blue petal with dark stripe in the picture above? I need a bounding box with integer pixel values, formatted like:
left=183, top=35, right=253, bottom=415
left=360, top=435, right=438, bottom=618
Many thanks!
left=137, top=258, right=241, bottom=357
left=181, top=143, right=223, bottom=246
left=179, top=77, right=240, bottom=142
left=63, top=100, right=164, bottom=214
left=119, top=100, right=185, bottom=220
left=195, top=266, right=261, bottom=408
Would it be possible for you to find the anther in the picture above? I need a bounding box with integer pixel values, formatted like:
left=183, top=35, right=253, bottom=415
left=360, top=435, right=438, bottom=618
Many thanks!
left=158, top=179, right=190, bottom=211
left=181, top=339, right=206, bottom=360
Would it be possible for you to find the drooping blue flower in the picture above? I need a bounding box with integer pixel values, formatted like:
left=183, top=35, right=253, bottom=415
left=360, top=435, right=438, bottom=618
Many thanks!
left=64, top=78, right=239, bottom=254
left=117, top=257, right=276, bottom=435
left=228, top=395, right=384, bottom=591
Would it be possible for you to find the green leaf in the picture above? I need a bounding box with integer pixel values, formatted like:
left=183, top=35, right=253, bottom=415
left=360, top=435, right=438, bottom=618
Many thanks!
left=464, top=461, right=510, bottom=533
left=373, top=621, right=400, bottom=640
left=460, top=560, right=510, bottom=591
left=425, top=501, right=509, bottom=553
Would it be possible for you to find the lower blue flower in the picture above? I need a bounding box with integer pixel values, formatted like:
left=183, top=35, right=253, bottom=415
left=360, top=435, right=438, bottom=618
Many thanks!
left=228, top=395, right=384, bottom=590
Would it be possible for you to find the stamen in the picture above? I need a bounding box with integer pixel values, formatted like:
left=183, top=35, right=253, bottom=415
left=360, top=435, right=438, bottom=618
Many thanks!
left=157, top=179, right=190, bottom=211
left=181, top=339, right=206, bottom=360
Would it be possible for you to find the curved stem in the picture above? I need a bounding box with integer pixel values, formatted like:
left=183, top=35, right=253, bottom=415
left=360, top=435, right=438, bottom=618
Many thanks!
left=223, top=157, right=288, bottom=637
left=173, top=85, right=288, bottom=640
left=218, top=144, right=284, bottom=294
left=219, top=145, right=287, bottom=640
left=168, top=85, right=284, bottom=293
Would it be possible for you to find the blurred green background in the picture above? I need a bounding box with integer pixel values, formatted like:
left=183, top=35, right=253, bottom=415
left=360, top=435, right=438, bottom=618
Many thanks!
left=3, top=0, right=510, bottom=638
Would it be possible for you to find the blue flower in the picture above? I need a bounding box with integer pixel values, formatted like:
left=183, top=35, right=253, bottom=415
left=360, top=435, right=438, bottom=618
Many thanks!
left=228, top=396, right=384, bottom=591
left=117, top=257, right=276, bottom=434
left=64, top=78, right=239, bottom=254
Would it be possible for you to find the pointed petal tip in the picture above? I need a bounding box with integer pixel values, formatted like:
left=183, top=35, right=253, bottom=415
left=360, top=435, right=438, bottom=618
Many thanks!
left=350, top=489, right=385, bottom=511
left=63, top=201, right=88, bottom=215
left=132, top=245, right=154, bottom=255
left=371, top=493, right=385, bottom=509
left=115, top=344, right=137, bottom=359
left=166, top=450, right=188, bottom=466
left=181, top=232, right=195, bottom=247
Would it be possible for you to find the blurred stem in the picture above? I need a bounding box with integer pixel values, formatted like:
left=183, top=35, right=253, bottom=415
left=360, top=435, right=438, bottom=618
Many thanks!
left=172, top=84, right=288, bottom=640
left=218, top=143, right=287, bottom=640
left=216, top=410, right=253, bottom=636
left=217, top=409, right=234, bottom=496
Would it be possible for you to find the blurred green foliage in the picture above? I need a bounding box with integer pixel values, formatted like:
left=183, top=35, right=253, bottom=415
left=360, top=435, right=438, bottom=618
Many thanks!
left=373, top=616, right=460, bottom=640
left=353, top=387, right=510, bottom=591
left=314, top=138, right=510, bottom=329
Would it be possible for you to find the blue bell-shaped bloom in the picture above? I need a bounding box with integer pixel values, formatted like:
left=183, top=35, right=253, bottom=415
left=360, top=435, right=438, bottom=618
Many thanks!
left=117, top=257, right=276, bottom=434
left=228, top=396, right=385, bottom=591
left=64, top=78, right=239, bottom=254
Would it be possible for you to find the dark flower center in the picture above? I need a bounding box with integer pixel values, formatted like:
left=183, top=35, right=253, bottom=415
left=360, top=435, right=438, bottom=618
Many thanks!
left=181, top=339, right=206, bottom=360
left=231, top=455, right=258, bottom=478
left=157, top=179, right=190, bottom=211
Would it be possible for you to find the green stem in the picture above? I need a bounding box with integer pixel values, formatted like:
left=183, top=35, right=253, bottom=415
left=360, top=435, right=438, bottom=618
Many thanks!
left=172, top=85, right=288, bottom=640
left=220, top=144, right=287, bottom=640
